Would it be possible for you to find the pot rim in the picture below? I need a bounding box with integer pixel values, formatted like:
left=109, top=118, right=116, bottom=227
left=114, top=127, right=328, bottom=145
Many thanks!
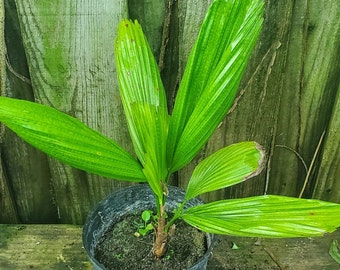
left=82, top=184, right=215, bottom=270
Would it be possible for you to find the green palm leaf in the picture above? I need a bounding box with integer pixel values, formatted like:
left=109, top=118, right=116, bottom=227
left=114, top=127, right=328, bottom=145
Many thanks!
left=130, top=102, right=169, bottom=200
left=182, top=195, right=340, bottom=237
left=167, top=0, right=264, bottom=172
left=185, top=141, right=265, bottom=200
left=0, top=97, right=146, bottom=181
left=114, top=20, right=169, bottom=200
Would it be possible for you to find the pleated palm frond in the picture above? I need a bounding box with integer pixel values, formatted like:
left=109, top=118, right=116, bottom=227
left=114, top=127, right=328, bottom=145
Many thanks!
left=114, top=20, right=169, bottom=201
left=182, top=195, right=340, bottom=237
left=185, top=141, right=265, bottom=200
left=0, top=97, right=146, bottom=182
left=167, top=0, right=264, bottom=172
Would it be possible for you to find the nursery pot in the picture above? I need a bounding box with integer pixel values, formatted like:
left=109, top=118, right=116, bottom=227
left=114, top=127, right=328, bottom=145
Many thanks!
left=82, top=184, right=215, bottom=270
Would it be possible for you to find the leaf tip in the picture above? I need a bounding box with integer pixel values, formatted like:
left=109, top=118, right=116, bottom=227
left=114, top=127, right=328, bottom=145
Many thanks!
left=243, top=142, right=266, bottom=181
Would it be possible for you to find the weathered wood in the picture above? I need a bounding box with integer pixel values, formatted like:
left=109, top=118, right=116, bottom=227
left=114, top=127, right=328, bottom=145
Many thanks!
left=0, top=0, right=5, bottom=94
left=0, top=224, right=339, bottom=269
left=13, top=0, right=132, bottom=224
left=0, top=151, right=19, bottom=223
left=313, top=83, right=340, bottom=202
left=0, top=0, right=57, bottom=223
left=128, top=0, right=166, bottom=60
left=0, top=0, right=339, bottom=224
left=269, top=1, right=340, bottom=197
left=0, top=224, right=92, bottom=269
left=209, top=230, right=340, bottom=269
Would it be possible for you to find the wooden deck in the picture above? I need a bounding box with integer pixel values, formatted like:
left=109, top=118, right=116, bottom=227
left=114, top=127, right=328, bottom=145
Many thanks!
left=0, top=224, right=339, bottom=269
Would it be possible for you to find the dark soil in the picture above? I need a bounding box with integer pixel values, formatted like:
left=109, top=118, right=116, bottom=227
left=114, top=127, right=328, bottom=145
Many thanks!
left=94, top=213, right=207, bottom=270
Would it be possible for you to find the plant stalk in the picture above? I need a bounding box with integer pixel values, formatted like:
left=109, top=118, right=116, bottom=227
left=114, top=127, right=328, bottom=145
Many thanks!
left=165, top=200, right=186, bottom=232
left=153, top=203, right=168, bottom=258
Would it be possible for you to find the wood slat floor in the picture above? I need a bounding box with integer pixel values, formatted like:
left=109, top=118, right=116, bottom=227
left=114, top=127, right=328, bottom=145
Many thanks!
left=0, top=224, right=339, bottom=269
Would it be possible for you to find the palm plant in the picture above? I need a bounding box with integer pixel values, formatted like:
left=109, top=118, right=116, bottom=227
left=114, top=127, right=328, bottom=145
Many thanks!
left=0, top=0, right=339, bottom=259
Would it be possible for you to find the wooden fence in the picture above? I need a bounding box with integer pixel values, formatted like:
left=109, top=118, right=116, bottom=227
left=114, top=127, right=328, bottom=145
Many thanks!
left=0, top=0, right=339, bottom=224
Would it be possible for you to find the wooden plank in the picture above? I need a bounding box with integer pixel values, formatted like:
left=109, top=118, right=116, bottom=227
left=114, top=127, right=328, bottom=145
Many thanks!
left=0, top=0, right=17, bottom=223
left=0, top=0, right=5, bottom=95
left=0, top=151, right=19, bottom=223
left=13, top=0, right=132, bottom=224
left=209, top=230, right=340, bottom=270
left=265, top=0, right=339, bottom=199
left=1, top=0, right=339, bottom=225
left=0, top=224, right=339, bottom=269
left=0, top=224, right=92, bottom=269
left=0, top=0, right=57, bottom=223
left=313, top=84, right=340, bottom=203
left=128, top=0, right=166, bottom=60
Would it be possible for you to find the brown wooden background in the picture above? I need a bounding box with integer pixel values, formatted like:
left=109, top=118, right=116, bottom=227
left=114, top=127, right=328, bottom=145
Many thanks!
left=0, top=0, right=339, bottom=225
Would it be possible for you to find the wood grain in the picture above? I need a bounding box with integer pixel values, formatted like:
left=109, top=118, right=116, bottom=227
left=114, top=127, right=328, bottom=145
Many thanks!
left=13, top=0, right=132, bottom=224
left=313, top=84, right=340, bottom=202
left=0, top=224, right=92, bottom=270
left=0, top=0, right=339, bottom=224
left=1, top=0, right=57, bottom=223
left=0, top=224, right=339, bottom=269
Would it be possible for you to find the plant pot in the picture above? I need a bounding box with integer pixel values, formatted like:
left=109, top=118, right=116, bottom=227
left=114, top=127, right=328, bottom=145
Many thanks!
left=82, top=184, right=215, bottom=270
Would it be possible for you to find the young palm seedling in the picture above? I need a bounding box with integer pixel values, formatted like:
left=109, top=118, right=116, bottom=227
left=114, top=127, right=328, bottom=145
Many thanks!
left=134, top=210, right=155, bottom=237
left=1, top=0, right=340, bottom=261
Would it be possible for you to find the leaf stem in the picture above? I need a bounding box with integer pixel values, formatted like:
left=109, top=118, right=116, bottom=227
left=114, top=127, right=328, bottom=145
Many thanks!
left=165, top=199, right=187, bottom=232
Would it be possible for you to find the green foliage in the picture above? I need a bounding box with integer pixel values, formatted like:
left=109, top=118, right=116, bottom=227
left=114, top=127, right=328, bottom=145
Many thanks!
left=0, top=0, right=339, bottom=247
left=0, top=97, right=145, bottom=182
left=185, top=142, right=265, bottom=200
left=231, top=242, right=240, bottom=250
left=167, top=0, right=264, bottom=172
left=329, top=240, right=340, bottom=264
left=114, top=20, right=169, bottom=201
left=134, top=210, right=155, bottom=236
left=182, top=196, right=340, bottom=237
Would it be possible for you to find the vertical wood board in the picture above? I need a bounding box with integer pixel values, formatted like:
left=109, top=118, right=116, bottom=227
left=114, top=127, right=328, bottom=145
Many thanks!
left=14, top=0, right=131, bottom=224
left=0, top=0, right=339, bottom=224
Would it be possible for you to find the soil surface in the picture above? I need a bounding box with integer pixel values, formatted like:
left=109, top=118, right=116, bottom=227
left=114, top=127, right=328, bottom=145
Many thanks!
left=94, top=213, right=207, bottom=269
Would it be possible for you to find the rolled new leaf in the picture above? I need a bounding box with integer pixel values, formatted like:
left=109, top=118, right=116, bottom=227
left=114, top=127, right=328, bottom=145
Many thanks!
left=114, top=19, right=168, bottom=166
left=182, top=195, right=340, bottom=237
left=185, top=141, right=265, bottom=200
left=0, top=97, right=146, bottom=182
left=114, top=19, right=169, bottom=200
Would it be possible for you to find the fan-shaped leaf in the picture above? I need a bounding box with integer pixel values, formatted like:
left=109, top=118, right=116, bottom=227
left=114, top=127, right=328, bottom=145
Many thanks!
left=167, top=0, right=264, bottom=172
left=0, top=97, right=146, bottom=181
left=182, top=195, right=340, bottom=237
left=185, top=141, right=265, bottom=200
left=114, top=20, right=168, bottom=163
left=114, top=20, right=169, bottom=200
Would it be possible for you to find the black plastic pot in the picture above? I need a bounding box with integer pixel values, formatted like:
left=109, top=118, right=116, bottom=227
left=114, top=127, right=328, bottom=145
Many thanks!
left=82, top=184, right=215, bottom=270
